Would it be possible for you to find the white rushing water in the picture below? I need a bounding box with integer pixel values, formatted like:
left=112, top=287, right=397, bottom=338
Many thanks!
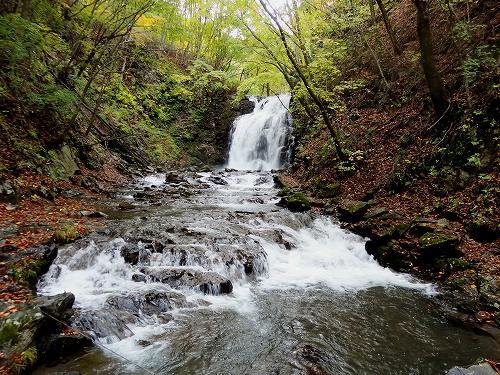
left=227, top=94, right=292, bottom=171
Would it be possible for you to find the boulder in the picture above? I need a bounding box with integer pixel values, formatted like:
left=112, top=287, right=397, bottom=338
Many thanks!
left=48, top=145, right=79, bottom=181
left=80, top=210, right=108, bottom=218
left=120, top=244, right=141, bottom=265
left=363, top=207, right=388, bottom=220
left=106, top=291, right=189, bottom=315
left=418, top=232, right=461, bottom=257
left=338, top=199, right=370, bottom=221
left=42, top=333, right=92, bottom=366
left=0, top=180, right=18, bottom=201
left=140, top=267, right=233, bottom=295
left=73, top=309, right=134, bottom=341
left=165, top=172, right=184, bottom=184
left=207, top=176, right=228, bottom=185
left=79, top=176, right=100, bottom=192
left=316, top=182, right=340, bottom=198
left=410, top=217, right=449, bottom=236
left=277, top=192, right=311, bottom=212
left=35, top=292, right=75, bottom=321
left=467, top=217, right=498, bottom=242
left=118, top=201, right=135, bottom=210
left=236, top=98, right=256, bottom=115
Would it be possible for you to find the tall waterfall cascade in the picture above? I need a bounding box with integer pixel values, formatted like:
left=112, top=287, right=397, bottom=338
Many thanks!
left=227, top=94, right=292, bottom=170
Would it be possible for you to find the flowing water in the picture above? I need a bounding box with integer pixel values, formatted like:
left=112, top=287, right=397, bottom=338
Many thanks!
left=37, top=96, right=498, bottom=374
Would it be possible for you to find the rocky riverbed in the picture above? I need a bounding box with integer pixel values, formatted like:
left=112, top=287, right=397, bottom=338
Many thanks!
left=20, top=169, right=497, bottom=374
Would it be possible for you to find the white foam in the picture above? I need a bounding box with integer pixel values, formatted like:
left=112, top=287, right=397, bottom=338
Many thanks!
left=138, top=173, right=165, bottom=187
left=227, top=95, right=291, bottom=171
left=256, top=217, right=434, bottom=293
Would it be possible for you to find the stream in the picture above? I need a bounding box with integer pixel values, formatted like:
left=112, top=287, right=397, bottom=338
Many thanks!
left=36, top=95, right=498, bottom=374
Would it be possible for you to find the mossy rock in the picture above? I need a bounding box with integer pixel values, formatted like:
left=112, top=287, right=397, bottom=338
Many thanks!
left=338, top=199, right=370, bottom=221
left=316, top=182, right=340, bottom=198
left=419, top=232, right=461, bottom=257
left=277, top=187, right=291, bottom=197
left=48, top=145, right=79, bottom=181
left=467, top=217, right=498, bottom=242
left=278, top=193, right=311, bottom=212
left=410, top=217, right=449, bottom=236
left=363, top=207, right=388, bottom=220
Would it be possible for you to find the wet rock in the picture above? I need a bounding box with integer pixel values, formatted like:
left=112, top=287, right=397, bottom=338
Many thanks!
left=165, top=172, right=184, bottom=184
left=338, top=199, right=370, bottom=221
left=236, top=98, right=256, bottom=115
left=79, top=210, right=108, bottom=218
left=107, top=291, right=189, bottom=315
left=273, top=174, right=287, bottom=188
left=207, top=176, right=228, bottom=185
left=74, top=309, right=135, bottom=341
left=277, top=192, right=311, bottom=212
left=242, top=252, right=268, bottom=277
left=35, top=292, right=75, bottom=321
left=447, top=362, right=497, bottom=375
left=42, top=333, right=92, bottom=366
left=137, top=339, right=152, bottom=347
left=140, top=267, right=233, bottom=295
left=225, top=168, right=237, bottom=172
left=120, top=244, right=141, bottom=265
left=118, top=201, right=135, bottom=210
left=418, top=232, right=461, bottom=257
left=132, top=273, right=147, bottom=282
left=79, top=175, right=100, bottom=192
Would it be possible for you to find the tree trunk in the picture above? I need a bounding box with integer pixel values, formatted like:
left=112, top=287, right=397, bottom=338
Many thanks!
left=369, top=0, right=376, bottom=23
left=375, top=0, right=402, bottom=55
left=414, top=0, right=449, bottom=114
left=258, top=0, right=345, bottom=159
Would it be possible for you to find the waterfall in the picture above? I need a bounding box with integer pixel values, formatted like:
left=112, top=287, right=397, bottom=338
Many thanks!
left=227, top=94, right=292, bottom=171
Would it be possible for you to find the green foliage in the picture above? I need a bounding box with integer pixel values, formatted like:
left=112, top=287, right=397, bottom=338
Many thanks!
left=462, top=45, right=497, bottom=85
left=54, top=223, right=79, bottom=244
left=0, top=320, right=20, bottom=346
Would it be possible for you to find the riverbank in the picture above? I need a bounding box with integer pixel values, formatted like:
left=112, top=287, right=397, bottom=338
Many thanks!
left=0, top=166, right=127, bottom=373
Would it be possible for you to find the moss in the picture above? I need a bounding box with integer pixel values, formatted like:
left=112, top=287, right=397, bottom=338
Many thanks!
left=280, top=192, right=311, bottom=212
left=419, top=232, right=460, bottom=254
left=447, top=257, right=472, bottom=271
left=317, top=182, right=340, bottom=198
left=338, top=199, right=370, bottom=220
left=53, top=223, right=79, bottom=244
left=277, top=187, right=291, bottom=197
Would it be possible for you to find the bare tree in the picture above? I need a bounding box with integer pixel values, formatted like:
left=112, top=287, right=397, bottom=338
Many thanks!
left=375, top=0, right=402, bottom=55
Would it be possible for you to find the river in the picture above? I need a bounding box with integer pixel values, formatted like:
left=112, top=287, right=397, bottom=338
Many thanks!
left=36, top=95, right=498, bottom=374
